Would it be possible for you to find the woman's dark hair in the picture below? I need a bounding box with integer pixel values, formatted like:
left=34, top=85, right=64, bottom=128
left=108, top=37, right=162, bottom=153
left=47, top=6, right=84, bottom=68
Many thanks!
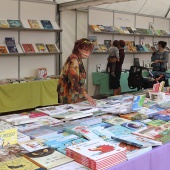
left=112, top=40, right=119, bottom=48
left=118, top=40, right=125, bottom=48
left=72, top=38, right=94, bottom=54
left=158, top=41, right=167, bottom=48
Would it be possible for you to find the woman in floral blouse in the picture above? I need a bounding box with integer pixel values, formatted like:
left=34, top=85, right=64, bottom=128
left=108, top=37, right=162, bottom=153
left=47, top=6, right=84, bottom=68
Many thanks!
left=57, top=38, right=96, bottom=106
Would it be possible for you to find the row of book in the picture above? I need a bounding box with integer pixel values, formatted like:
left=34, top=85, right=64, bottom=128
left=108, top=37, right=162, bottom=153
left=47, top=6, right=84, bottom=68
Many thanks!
left=0, top=19, right=60, bottom=30
left=0, top=37, right=60, bottom=54
left=90, top=24, right=170, bottom=36
left=1, top=93, right=170, bottom=169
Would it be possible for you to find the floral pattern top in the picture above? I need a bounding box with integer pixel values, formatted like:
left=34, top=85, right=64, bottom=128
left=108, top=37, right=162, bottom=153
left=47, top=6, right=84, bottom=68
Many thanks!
left=57, top=54, right=86, bottom=104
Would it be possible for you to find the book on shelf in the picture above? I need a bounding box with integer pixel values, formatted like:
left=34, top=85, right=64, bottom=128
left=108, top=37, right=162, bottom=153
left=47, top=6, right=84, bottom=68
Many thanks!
left=115, top=26, right=125, bottom=34
left=0, top=19, right=9, bottom=28
left=41, top=20, right=54, bottom=29
left=103, top=26, right=114, bottom=32
left=97, top=25, right=106, bottom=32
left=21, top=44, right=35, bottom=53
left=88, top=35, right=98, bottom=46
left=46, top=44, right=59, bottom=53
left=24, top=148, right=73, bottom=169
left=104, top=40, right=111, bottom=49
left=126, top=27, right=134, bottom=34
left=35, top=43, right=48, bottom=52
left=0, top=45, right=8, bottom=54
left=7, top=19, right=23, bottom=28
left=90, top=25, right=101, bottom=32
left=120, top=26, right=130, bottom=34
left=0, top=156, right=43, bottom=170
left=5, top=37, right=18, bottom=53
left=99, top=44, right=107, bottom=52
left=28, top=19, right=41, bottom=29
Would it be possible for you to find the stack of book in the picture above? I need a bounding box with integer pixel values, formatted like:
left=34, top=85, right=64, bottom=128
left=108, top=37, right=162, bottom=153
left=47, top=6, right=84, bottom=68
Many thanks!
left=66, top=140, right=127, bottom=170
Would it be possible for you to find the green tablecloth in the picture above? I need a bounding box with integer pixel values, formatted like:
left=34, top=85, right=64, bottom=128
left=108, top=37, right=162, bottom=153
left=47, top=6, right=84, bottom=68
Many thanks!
left=92, top=72, right=149, bottom=95
left=0, top=79, right=58, bottom=113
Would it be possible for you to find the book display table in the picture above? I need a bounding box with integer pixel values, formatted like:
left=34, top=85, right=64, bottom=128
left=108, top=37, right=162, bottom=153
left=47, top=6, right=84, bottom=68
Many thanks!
left=92, top=72, right=149, bottom=95
left=108, top=141, right=170, bottom=170
left=0, top=79, right=58, bottom=113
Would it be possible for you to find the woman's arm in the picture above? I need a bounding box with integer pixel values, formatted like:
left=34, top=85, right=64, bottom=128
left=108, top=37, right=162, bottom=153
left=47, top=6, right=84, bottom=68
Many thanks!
left=154, top=52, right=169, bottom=63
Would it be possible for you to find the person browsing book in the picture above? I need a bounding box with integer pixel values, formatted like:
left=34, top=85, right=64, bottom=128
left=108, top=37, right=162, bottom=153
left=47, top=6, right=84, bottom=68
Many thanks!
left=57, top=38, right=96, bottom=106
left=106, top=40, right=120, bottom=77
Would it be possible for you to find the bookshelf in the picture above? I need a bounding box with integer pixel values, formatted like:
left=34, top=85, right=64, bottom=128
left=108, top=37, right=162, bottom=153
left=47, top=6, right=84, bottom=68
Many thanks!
left=0, top=0, right=61, bottom=80
left=87, top=8, right=170, bottom=96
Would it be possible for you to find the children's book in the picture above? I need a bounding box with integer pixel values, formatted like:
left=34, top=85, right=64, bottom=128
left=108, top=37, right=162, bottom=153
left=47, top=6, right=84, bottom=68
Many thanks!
left=41, top=20, right=54, bottom=29
left=22, top=44, right=35, bottom=53
left=24, top=148, right=73, bottom=169
left=0, top=45, right=8, bottom=53
left=18, top=132, right=30, bottom=143
left=28, top=19, right=41, bottom=29
left=0, top=156, right=42, bottom=170
left=112, top=134, right=162, bottom=148
left=104, top=117, right=130, bottom=125
left=121, top=121, right=147, bottom=131
left=46, top=44, right=59, bottom=52
left=36, top=43, right=48, bottom=52
left=0, top=19, right=9, bottom=28
left=5, top=37, right=18, bottom=53
left=7, top=19, right=23, bottom=28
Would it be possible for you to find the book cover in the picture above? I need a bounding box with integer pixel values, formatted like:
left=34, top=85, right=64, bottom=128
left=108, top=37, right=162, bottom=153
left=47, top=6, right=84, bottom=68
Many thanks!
left=112, top=134, right=162, bottom=148
left=36, top=43, right=48, bottom=52
left=46, top=44, right=59, bottom=53
left=28, top=19, right=41, bottom=29
left=88, top=35, right=98, bottom=46
left=0, top=157, right=42, bottom=170
left=104, top=40, right=111, bottom=49
left=7, top=19, right=23, bottom=28
left=18, top=132, right=30, bottom=143
left=99, top=44, right=108, bottom=52
left=0, top=45, right=8, bottom=54
left=22, top=44, right=35, bottom=53
left=104, top=117, right=130, bottom=125
left=0, top=128, right=18, bottom=147
left=90, top=25, right=101, bottom=32
left=121, top=121, right=147, bottom=131
left=0, top=19, right=9, bottom=28
left=24, top=148, right=73, bottom=169
left=41, top=20, right=54, bottom=29
left=5, top=37, right=18, bottom=53
left=20, top=140, right=47, bottom=152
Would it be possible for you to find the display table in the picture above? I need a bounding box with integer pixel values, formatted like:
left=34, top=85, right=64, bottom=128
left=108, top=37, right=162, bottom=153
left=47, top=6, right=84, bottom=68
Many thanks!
left=92, top=72, right=149, bottom=95
left=0, top=79, right=58, bottom=113
left=108, top=141, right=170, bottom=170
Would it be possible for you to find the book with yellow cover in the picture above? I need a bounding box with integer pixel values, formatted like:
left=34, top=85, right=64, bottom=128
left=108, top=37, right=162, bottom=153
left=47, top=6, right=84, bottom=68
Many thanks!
left=28, top=19, right=41, bottom=29
left=0, top=19, right=9, bottom=28
left=0, top=128, right=18, bottom=147
left=0, top=157, right=43, bottom=170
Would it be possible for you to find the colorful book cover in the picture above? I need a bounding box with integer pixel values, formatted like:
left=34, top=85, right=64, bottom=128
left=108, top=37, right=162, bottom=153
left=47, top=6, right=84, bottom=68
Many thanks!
left=90, top=25, right=101, bottom=32
left=0, top=46, right=8, bottom=54
left=51, top=161, right=90, bottom=170
left=24, top=148, right=73, bottom=169
left=112, top=134, right=162, bottom=148
left=0, top=19, right=9, bottom=28
left=22, top=44, right=35, bottom=53
left=67, top=139, right=126, bottom=161
left=7, top=19, right=23, bottom=28
left=6, top=46, right=18, bottom=53
left=41, top=20, right=54, bottom=29
left=121, top=121, right=147, bottom=131
left=5, top=37, right=18, bottom=53
left=18, top=132, right=30, bottom=143
left=36, top=43, right=48, bottom=52
left=0, top=157, right=41, bottom=170
left=20, top=140, right=47, bottom=152
left=145, top=120, right=166, bottom=126
left=107, top=125, right=133, bottom=137
left=35, top=116, right=61, bottom=126
left=0, top=128, right=18, bottom=147
left=99, top=44, right=107, bottom=52
left=104, top=117, right=130, bottom=125
left=46, top=44, right=59, bottom=52
left=28, top=19, right=41, bottom=29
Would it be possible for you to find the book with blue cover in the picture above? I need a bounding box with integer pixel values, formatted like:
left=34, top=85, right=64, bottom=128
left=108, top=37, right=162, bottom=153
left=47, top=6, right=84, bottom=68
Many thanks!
left=7, top=19, right=23, bottom=28
left=41, top=20, right=54, bottom=29
left=5, top=37, right=18, bottom=53
left=111, top=134, right=162, bottom=148
left=121, top=121, right=147, bottom=131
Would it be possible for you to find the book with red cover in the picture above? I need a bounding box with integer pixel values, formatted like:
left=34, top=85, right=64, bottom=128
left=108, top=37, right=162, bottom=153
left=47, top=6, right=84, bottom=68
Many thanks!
left=22, top=44, right=35, bottom=53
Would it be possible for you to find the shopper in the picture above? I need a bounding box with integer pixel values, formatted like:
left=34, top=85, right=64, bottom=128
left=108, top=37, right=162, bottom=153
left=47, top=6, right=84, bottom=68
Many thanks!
left=108, top=40, right=125, bottom=95
left=57, top=38, right=96, bottom=106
